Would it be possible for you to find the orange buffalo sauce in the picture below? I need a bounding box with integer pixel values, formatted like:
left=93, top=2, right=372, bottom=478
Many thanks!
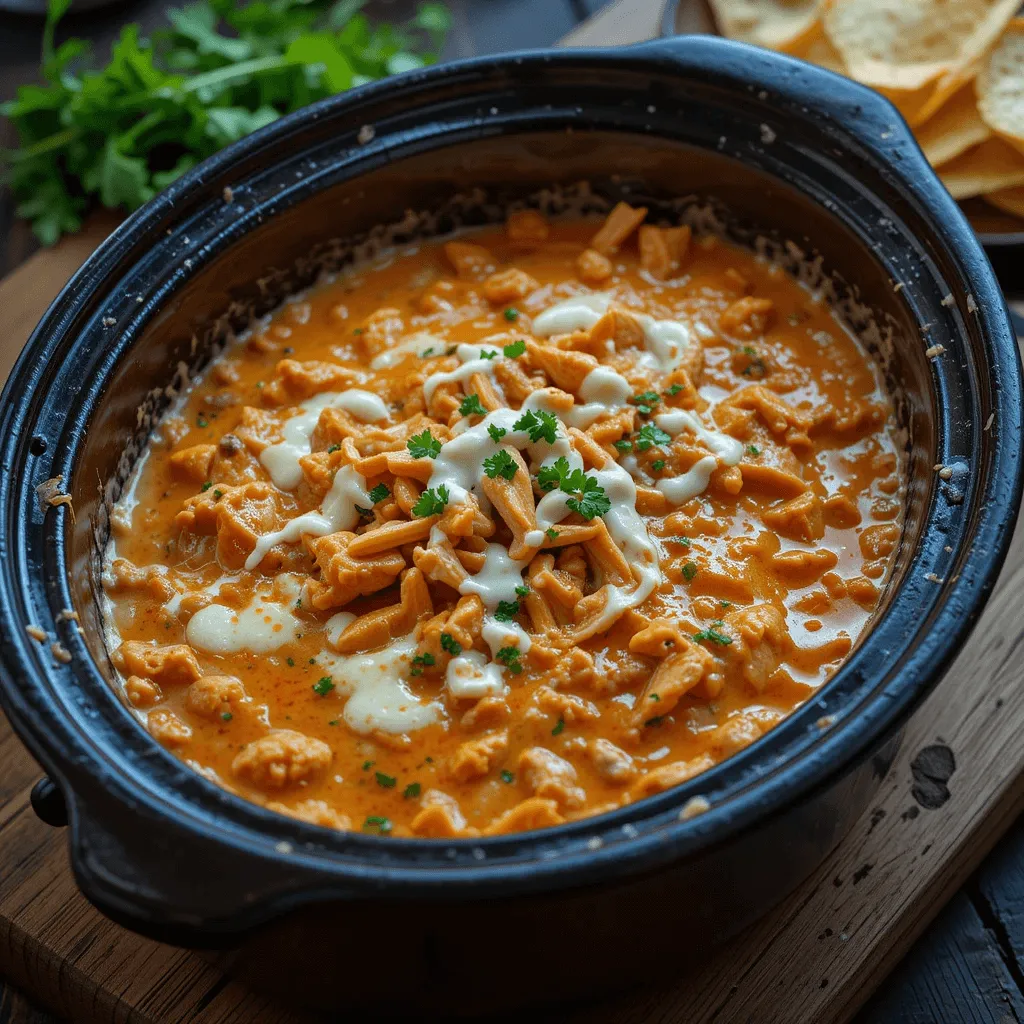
left=102, top=206, right=902, bottom=837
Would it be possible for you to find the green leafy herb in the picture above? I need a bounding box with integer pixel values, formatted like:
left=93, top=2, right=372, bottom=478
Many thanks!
left=679, top=536, right=691, bottom=547
left=631, top=391, right=661, bottom=416
left=666, top=383, right=684, bottom=396
left=213, top=489, right=223, bottom=499
left=495, top=646, right=523, bottom=674
left=747, top=445, right=761, bottom=456
left=327, top=443, right=341, bottom=454
left=354, top=504, right=374, bottom=518
left=503, top=338, right=526, bottom=357
left=535, top=455, right=609, bottom=519
left=513, top=408, right=558, bottom=444
left=494, top=599, right=520, bottom=622
left=368, top=483, right=390, bottom=503
left=545, top=527, right=560, bottom=540
left=459, top=393, right=486, bottom=417
left=479, top=349, right=499, bottom=360
left=487, top=423, right=507, bottom=443
left=681, top=561, right=698, bottom=581
left=407, top=429, right=442, bottom=459
left=286, top=657, right=294, bottom=667
left=221, top=710, right=233, bottom=721
left=537, top=455, right=570, bottom=492
left=514, top=584, right=530, bottom=598
left=503, top=308, right=519, bottom=322
left=635, top=423, right=671, bottom=452
left=483, top=449, right=518, bottom=481
left=693, top=623, right=732, bottom=645
left=652, top=459, right=665, bottom=472
left=412, top=484, right=449, bottom=517
left=410, top=651, right=436, bottom=676
left=312, top=676, right=335, bottom=696
left=375, top=771, right=397, bottom=788
left=362, top=759, right=375, bottom=770
left=500, top=769, right=515, bottom=784
left=3, top=0, right=452, bottom=244
left=403, top=782, right=421, bottom=799
left=197, top=415, right=209, bottom=428
left=551, top=717, right=565, bottom=736
left=649, top=693, right=660, bottom=702
left=440, top=632, right=462, bottom=656
left=719, top=599, right=732, bottom=609
left=613, top=439, right=633, bottom=453
left=363, top=815, right=392, bottom=834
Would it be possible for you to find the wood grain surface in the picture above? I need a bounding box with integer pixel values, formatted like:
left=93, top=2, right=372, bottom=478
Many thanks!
left=2, top=1, right=1024, bottom=1022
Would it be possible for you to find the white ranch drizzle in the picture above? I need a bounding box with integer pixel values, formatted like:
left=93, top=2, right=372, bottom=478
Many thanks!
left=562, top=365, right=633, bottom=429
left=259, top=389, right=389, bottom=490
left=316, top=633, right=444, bottom=735
left=422, top=342, right=508, bottom=407
left=370, top=331, right=445, bottom=369
left=446, top=649, right=507, bottom=699
left=652, top=408, right=744, bottom=506
left=185, top=576, right=303, bottom=654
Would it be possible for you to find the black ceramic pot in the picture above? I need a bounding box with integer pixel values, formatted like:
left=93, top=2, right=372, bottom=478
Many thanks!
left=0, top=37, right=1020, bottom=1015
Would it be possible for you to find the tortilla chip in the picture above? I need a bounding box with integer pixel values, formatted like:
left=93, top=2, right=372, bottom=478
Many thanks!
left=983, top=185, right=1024, bottom=219
left=709, top=0, right=823, bottom=53
left=824, top=0, right=1020, bottom=93
left=790, top=23, right=847, bottom=75
left=977, top=19, right=1024, bottom=157
left=917, top=83, right=993, bottom=167
left=938, top=136, right=1024, bottom=199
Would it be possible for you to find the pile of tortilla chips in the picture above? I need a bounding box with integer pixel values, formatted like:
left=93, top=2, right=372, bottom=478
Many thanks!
left=710, top=0, right=1024, bottom=221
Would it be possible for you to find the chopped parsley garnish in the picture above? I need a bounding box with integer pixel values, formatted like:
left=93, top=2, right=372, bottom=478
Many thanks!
left=747, top=445, right=761, bottom=456
left=407, top=429, right=442, bottom=459
left=368, top=483, right=390, bottom=504
left=646, top=715, right=665, bottom=727
left=652, top=459, right=666, bottom=472
left=666, top=383, right=684, bottom=396
left=440, top=632, right=462, bottom=656
left=513, top=408, right=558, bottom=444
left=412, top=485, right=450, bottom=517
left=613, top=439, right=633, bottom=453
left=515, top=584, right=530, bottom=598
left=480, top=349, right=499, bottom=360
left=459, top=393, right=486, bottom=417
left=740, top=347, right=767, bottom=378
left=375, top=771, right=397, bottom=789
left=363, top=816, right=392, bottom=834
left=286, top=657, right=294, bottom=667
left=420, top=347, right=435, bottom=358
left=500, top=769, right=515, bottom=784
left=503, top=338, right=526, bottom=357
left=362, top=760, right=375, bottom=771
left=693, top=623, right=732, bottom=645
left=201, top=481, right=213, bottom=492
left=403, top=782, right=421, bottom=799
left=494, top=599, right=520, bottom=622
left=327, top=443, right=341, bottom=454
left=221, top=711, right=233, bottom=721
left=355, top=505, right=374, bottom=519
left=410, top=651, right=436, bottom=676
left=681, top=562, right=698, bottom=581
left=535, top=455, right=610, bottom=519
left=719, top=600, right=732, bottom=609
left=551, top=717, right=565, bottom=736
left=197, top=415, right=209, bottom=428
left=488, top=424, right=507, bottom=443
left=635, top=423, right=671, bottom=452
left=312, top=676, right=335, bottom=696
left=631, top=391, right=661, bottom=416
left=679, top=536, right=691, bottom=547
left=213, top=489, right=223, bottom=499
left=649, top=693, right=660, bottom=702
left=483, top=450, right=518, bottom=481
left=545, top=527, right=560, bottom=540
left=496, top=646, right=523, bottom=674
left=504, top=307, right=520, bottom=322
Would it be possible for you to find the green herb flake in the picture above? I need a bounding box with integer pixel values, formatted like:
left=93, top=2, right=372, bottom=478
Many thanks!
left=440, top=632, right=462, bottom=656
left=412, top=484, right=450, bottom=517
left=221, top=711, right=233, bottom=721
left=410, top=651, right=436, bottom=677
left=286, top=657, right=294, bottom=667
left=407, top=429, right=442, bottom=460
left=494, top=599, right=520, bottom=622
left=649, top=693, right=660, bottom=702
left=200, top=480, right=213, bottom=492
left=631, top=391, right=661, bottom=416
left=503, top=338, right=526, bottom=357
left=375, top=771, right=397, bottom=789
left=197, top=415, right=209, bottom=429
left=213, top=489, right=223, bottom=499
left=635, top=423, right=672, bottom=452
left=488, top=424, right=507, bottom=443
left=693, top=625, right=732, bottom=646
left=368, top=483, right=390, bottom=504
left=646, top=715, right=665, bottom=727
left=363, top=816, right=392, bottom=835
left=459, top=393, right=486, bottom=417
left=666, top=383, right=684, bottom=396
left=747, top=445, right=761, bottom=456
left=515, top=584, right=530, bottom=598
left=483, top=449, right=518, bottom=481
left=403, top=782, right=421, bottom=799
left=312, top=676, right=335, bottom=696
left=681, top=561, right=698, bottom=582
left=503, top=308, right=520, bottom=322
left=613, top=439, right=633, bottom=453
left=496, top=646, right=523, bottom=674
left=362, top=760, right=375, bottom=771
left=500, top=769, right=515, bottom=784
left=480, top=349, right=499, bottom=360
left=355, top=504, right=374, bottom=519
left=679, top=536, right=691, bottom=547
left=513, top=408, right=558, bottom=444
left=327, top=444, right=341, bottom=454
left=551, top=717, right=565, bottom=736
left=652, top=459, right=666, bottom=472
left=545, top=527, right=560, bottom=540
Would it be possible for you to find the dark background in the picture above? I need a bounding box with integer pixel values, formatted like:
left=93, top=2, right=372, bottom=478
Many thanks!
left=3, top=2, right=1024, bottom=1021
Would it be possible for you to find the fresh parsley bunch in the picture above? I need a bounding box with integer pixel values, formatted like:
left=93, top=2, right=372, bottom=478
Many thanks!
left=1, top=0, right=450, bottom=244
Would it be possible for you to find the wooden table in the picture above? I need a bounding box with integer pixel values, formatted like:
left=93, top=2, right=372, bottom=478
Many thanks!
left=3, top=2, right=1024, bottom=1021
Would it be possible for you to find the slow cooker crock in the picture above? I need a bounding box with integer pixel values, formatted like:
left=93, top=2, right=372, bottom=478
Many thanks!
left=0, top=35, right=1019, bottom=1013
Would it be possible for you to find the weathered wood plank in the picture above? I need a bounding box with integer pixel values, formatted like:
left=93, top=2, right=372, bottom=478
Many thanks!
left=856, top=890, right=1024, bottom=1024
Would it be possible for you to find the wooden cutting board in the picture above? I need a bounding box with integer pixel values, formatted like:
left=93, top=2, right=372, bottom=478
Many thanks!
left=3, top=1, right=1024, bottom=1020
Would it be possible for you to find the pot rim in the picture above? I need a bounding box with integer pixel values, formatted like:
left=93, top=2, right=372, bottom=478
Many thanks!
left=0, top=35, right=1019, bottom=935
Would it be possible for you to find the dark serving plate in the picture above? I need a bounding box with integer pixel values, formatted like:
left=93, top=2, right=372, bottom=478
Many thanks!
left=661, top=0, right=1024, bottom=291
left=0, top=34, right=1020, bottom=1015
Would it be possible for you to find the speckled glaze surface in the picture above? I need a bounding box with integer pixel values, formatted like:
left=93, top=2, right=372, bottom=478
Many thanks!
left=0, top=36, right=1019, bottom=1012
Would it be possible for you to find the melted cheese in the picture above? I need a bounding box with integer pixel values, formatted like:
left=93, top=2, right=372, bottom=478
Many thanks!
left=186, top=586, right=301, bottom=654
